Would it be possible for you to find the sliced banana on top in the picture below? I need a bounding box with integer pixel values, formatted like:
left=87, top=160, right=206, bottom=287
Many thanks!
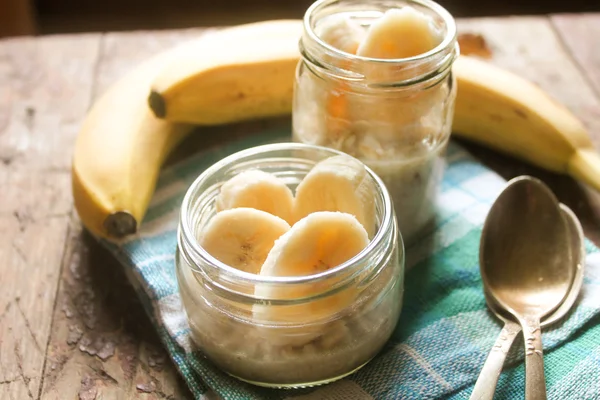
left=293, top=155, right=377, bottom=238
left=356, top=7, right=442, bottom=59
left=215, top=169, right=294, bottom=224
left=316, top=14, right=367, bottom=55
left=260, top=211, right=369, bottom=278
left=253, top=211, right=369, bottom=330
left=199, top=207, right=291, bottom=274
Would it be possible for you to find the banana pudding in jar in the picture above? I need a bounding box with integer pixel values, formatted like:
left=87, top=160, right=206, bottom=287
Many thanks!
left=176, top=143, right=404, bottom=388
left=293, top=0, right=458, bottom=243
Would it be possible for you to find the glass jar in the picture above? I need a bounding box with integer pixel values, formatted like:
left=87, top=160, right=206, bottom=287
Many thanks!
left=176, top=143, right=404, bottom=388
left=292, top=0, right=458, bottom=244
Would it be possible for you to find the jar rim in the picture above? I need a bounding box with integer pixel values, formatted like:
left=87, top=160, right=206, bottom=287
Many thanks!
left=303, top=0, right=457, bottom=65
left=179, top=142, right=397, bottom=288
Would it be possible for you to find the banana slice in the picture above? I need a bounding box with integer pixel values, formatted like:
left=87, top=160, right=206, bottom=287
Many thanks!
left=199, top=208, right=290, bottom=274
left=352, top=7, right=446, bottom=141
left=356, top=7, right=442, bottom=59
left=293, top=155, right=377, bottom=238
left=253, top=212, right=369, bottom=344
left=316, top=15, right=366, bottom=55
left=215, top=169, right=294, bottom=224
left=259, top=211, right=369, bottom=278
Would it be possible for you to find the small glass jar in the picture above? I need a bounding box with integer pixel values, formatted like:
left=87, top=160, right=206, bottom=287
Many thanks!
left=176, top=143, right=404, bottom=388
left=293, top=0, right=458, bottom=243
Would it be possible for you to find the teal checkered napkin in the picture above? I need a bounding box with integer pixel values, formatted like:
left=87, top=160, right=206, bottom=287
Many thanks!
left=102, top=130, right=600, bottom=400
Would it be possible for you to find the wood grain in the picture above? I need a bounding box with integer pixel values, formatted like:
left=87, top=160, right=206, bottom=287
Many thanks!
left=551, top=13, right=600, bottom=97
left=39, top=30, right=207, bottom=400
left=92, top=28, right=208, bottom=97
left=456, top=16, right=600, bottom=245
left=459, top=16, right=600, bottom=147
left=0, top=33, right=101, bottom=400
left=40, top=223, right=192, bottom=400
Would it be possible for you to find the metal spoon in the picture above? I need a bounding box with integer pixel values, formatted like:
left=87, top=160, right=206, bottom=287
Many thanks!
left=479, top=176, right=574, bottom=400
left=470, top=203, right=585, bottom=400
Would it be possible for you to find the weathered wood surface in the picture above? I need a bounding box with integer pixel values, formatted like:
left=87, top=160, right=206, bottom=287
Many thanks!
left=0, top=13, right=599, bottom=400
left=0, top=33, right=101, bottom=400
left=551, top=13, right=600, bottom=96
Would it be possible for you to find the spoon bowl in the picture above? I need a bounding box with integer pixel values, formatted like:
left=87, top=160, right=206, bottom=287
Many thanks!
left=480, top=176, right=573, bottom=318
left=486, top=203, right=585, bottom=328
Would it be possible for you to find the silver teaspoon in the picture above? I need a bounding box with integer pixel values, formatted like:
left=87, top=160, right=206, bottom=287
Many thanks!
left=470, top=203, right=585, bottom=400
left=479, top=176, right=574, bottom=400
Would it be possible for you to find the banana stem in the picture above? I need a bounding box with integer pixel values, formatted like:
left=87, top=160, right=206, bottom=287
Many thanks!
left=568, top=148, right=600, bottom=192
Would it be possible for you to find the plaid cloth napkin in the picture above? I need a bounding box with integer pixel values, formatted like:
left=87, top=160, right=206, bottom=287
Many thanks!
left=102, top=130, right=600, bottom=400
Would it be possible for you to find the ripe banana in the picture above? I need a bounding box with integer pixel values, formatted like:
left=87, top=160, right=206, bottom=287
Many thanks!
left=148, top=20, right=600, bottom=191
left=199, top=208, right=290, bottom=274
left=72, top=47, right=192, bottom=240
left=253, top=211, right=369, bottom=325
left=216, top=170, right=294, bottom=224
left=294, top=155, right=377, bottom=238
left=452, top=55, right=600, bottom=190
left=72, top=20, right=302, bottom=240
left=73, top=17, right=600, bottom=243
left=148, top=21, right=302, bottom=124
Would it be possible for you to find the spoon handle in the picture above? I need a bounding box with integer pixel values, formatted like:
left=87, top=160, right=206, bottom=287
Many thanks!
left=469, top=320, right=521, bottom=400
left=521, top=317, right=547, bottom=400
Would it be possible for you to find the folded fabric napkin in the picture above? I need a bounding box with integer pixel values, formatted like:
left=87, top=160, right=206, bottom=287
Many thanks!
left=102, top=130, right=600, bottom=400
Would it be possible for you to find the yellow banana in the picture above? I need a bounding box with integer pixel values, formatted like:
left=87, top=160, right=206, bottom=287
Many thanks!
left=72, top=20, right=302, bottom=241
left=73, top=18, right=600, bottom=243
left=150, top=25, right=600, bottom=191
left=148, top=21, right=302, bottom=124
left=452, top=56, right=600, bottom=190
left=72, top=46, right=192, bottom=240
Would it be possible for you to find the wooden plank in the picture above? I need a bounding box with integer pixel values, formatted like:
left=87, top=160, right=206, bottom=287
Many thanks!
left=456, top=16, right=600, bottom=245
left=551, top=13, right=600, bottom=96
left=39, top=29, right=206, bottom=400
left=0, top=33, right=101, bottom=400
left=40, top=223, right=192, bottom=400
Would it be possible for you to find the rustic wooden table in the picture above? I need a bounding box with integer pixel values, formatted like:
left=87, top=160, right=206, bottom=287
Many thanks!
left=1, top=13, right=599, bottom=400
